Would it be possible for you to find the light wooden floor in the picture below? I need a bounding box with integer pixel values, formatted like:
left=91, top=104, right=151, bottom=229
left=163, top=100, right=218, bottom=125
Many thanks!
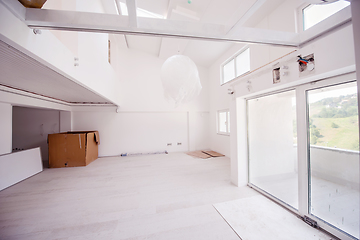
left=0, top=153, right=259, bottom=240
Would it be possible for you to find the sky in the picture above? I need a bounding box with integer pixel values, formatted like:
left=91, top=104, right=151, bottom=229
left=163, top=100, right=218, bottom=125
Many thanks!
left=308, top=85, right=357, bottom=104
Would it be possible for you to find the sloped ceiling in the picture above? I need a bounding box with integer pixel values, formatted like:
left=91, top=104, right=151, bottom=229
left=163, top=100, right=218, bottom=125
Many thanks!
left=110, top=0, right=283, bottom=67
left=37, top=0, right=305, bottom=67
left=0, top=39, right=114, bottom=104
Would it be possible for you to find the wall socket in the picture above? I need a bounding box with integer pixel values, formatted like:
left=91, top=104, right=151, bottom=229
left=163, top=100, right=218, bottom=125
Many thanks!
left=167, top=143, right=172, bottom=146
left=177, top=143, right=182, bottom=145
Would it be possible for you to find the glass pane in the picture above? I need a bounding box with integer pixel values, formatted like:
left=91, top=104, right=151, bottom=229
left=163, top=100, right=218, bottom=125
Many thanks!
left=308, top=82, right=359, bottom=239
left=223, top=59, right=235, bottom=83
left=303, top=0, right=350, bottom=30
left=248, top=90, right=298, bottom=209
left=219, top=112, right=227, bottom=133
left=235, top=48, right=250, bottom=77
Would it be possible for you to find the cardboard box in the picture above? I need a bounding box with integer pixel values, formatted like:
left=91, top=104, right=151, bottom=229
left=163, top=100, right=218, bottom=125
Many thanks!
left=48, top=131, right=100, bottom=168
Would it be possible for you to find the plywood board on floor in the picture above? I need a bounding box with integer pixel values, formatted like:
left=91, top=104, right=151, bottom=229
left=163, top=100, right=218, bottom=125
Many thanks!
left=202, top=150, right=224, bottom=157
left=186, top=151, right=211, bottom=159
left=213, top=195, right=333, bottom=240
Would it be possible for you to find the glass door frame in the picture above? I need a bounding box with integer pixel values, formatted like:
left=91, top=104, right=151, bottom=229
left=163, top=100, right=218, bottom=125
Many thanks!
left=246, top=72, right=358, bottom=240
left=246, top=87, right=300, bottom=215
left=299, top=73, right=358, bottom=240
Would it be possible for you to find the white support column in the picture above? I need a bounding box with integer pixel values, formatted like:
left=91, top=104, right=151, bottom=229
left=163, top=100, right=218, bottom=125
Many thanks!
left=230, top=97, right=248, bottom=187
left=351, top=0, right=360, bottom=201
left=230, top=98, right=238, bottom=186
left=352, top=0, right=360, bottom=137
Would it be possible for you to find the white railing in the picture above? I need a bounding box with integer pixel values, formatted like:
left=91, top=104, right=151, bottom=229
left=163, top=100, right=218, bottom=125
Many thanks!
left=309, top=145, right=359, bottom=190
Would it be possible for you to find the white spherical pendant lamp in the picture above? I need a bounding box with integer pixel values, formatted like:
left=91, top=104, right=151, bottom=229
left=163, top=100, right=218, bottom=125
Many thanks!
left=160, top=55, right=202, bottom=107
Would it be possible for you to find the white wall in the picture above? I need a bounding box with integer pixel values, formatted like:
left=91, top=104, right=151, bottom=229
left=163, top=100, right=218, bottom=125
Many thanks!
left=208, top=1, right=355, bottom=186
left=72, top=111, right=188, bottom=156
left=72, top=43, right=210, bottom=156
left=12, top=107, right=60, bottom=162
left=233, top=24, right=355, bottom=98
left=60, top=111, right=72, bottom=132
left=208, top=44, right=246, bottom=157
left=115, top=45, right=210, bottom=112
left=72, top=110, right=210, bottom=156
left=0, top=102, right=12, bottom=155
left=207, top=0, right=302, bottom=157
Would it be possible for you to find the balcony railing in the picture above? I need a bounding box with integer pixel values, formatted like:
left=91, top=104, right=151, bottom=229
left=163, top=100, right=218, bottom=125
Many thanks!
left=309, top=145, right=359, bottom=190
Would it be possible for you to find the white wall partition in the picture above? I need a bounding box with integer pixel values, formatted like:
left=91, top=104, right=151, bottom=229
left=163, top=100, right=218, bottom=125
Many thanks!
left=0, top=147, right=42, bottom=191
left=0, top=102, right=12, bottom=155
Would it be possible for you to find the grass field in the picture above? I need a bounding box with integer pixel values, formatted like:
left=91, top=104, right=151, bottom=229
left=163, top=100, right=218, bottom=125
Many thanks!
left=311, top=116, right=359, bottom=151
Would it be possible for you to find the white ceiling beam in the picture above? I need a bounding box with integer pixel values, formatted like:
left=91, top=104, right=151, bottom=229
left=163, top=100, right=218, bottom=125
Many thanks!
left=126, top=0, right=137, bottom=28
left=24, top=8, right=299, bottom=47
left=227, top=0, right=267, bottom=34
left=0, top=0, right=26, bottom=21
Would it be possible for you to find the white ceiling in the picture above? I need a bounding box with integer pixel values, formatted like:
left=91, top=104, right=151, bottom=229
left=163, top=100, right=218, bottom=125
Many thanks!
left=107, top=0, right=288, bottom=67
left=38, top=0, right=312, bottom=67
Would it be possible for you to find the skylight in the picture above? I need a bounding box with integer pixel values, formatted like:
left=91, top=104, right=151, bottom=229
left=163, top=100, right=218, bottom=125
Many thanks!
left=303, top=0, right=350, bottom=30
left=117, top=1, right=165, bottom=19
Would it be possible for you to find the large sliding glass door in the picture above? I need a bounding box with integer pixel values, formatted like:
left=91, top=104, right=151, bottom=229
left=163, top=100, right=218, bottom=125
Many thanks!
left=247, top=76, right=359, bottom=240
left=307, top=81, right=359, bottom=239
left=248, top=90, right=298, bottom=210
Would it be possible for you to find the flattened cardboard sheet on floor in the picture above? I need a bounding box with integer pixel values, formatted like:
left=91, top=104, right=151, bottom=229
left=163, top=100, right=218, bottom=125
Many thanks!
left=186, top=150, right=224, bottom=159
left=214, top=195, right=332, bottom=240
left=186, top=151, right=211, bottom=159
left=48, top=131, right=100, bottom=168
left=202, top=150, right=225, bottom=157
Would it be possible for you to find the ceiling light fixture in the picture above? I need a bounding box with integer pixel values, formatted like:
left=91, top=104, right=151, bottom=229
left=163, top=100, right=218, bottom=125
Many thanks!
left=160, top=55, right=201, bottom=107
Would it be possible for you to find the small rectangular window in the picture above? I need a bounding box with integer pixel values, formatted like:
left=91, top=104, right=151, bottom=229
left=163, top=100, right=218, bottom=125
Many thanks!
left=227, top=111, right=230, bottom=133
left=218, top=110, right=230, bottom=135
left=221, top=48, right=250, bottom=84
left=223, top=59, right=235, bottom=84
left=302, top=0, right=350, bottom=30
left=235, top=48, right=250, bottom=77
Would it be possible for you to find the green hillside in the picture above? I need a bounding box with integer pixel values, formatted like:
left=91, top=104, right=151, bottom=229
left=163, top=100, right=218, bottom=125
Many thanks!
left=309, top=94, right=359, bottom=151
